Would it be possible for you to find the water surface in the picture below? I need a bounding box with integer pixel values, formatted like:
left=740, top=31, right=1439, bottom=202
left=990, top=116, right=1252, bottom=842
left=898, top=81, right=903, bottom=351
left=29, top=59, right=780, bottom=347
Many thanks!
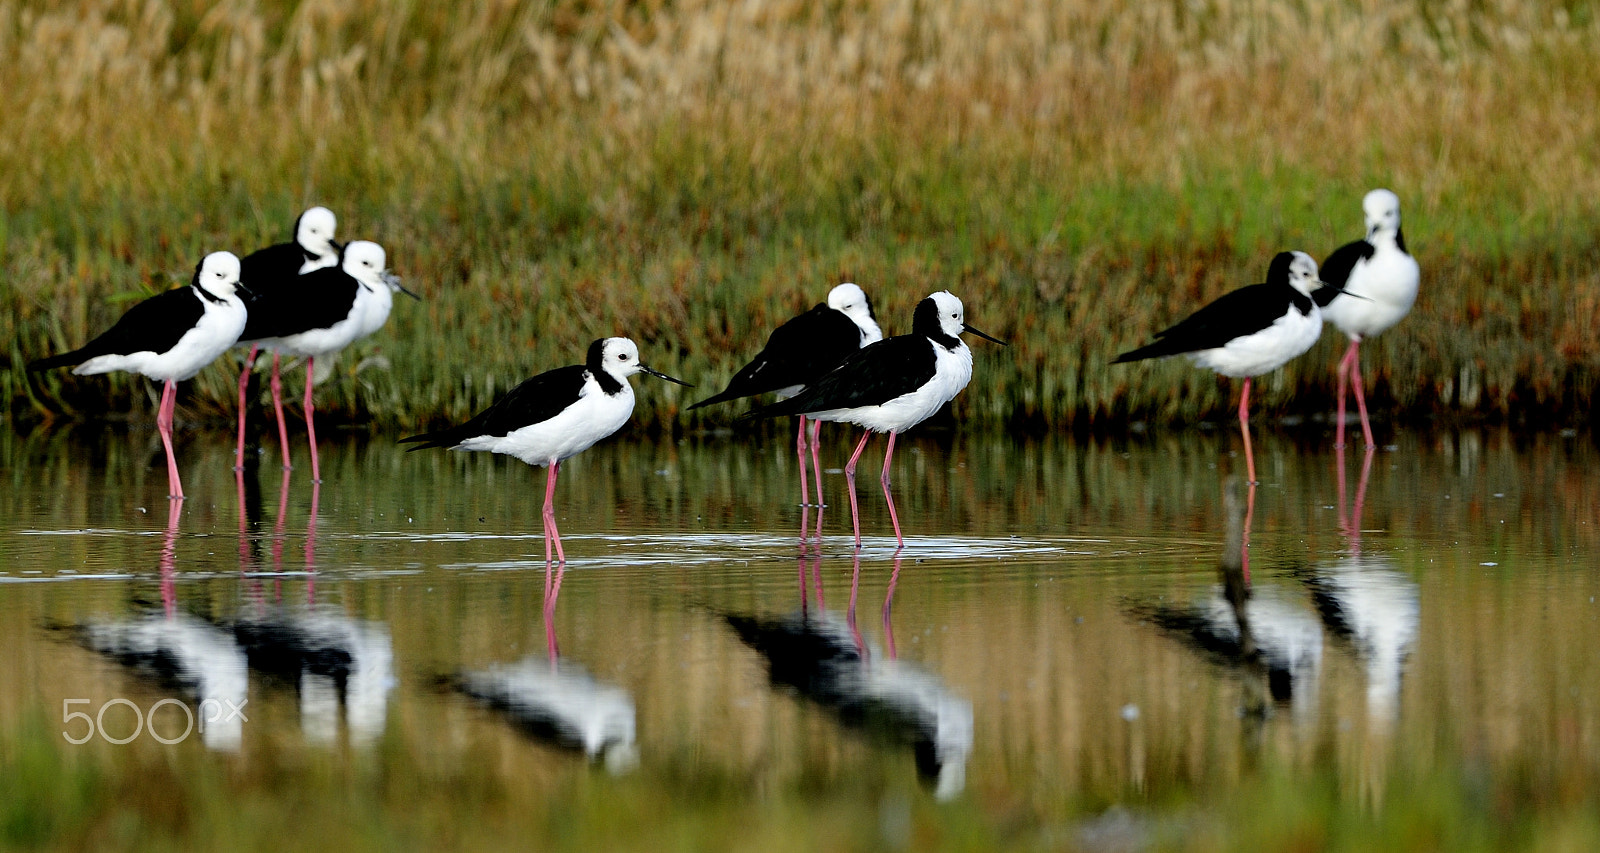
left=2, top=424, right=1597, bottom=850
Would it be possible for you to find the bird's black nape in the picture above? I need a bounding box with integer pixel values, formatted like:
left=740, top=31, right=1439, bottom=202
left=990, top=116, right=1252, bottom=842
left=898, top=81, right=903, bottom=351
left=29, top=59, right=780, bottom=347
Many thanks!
left=585, top=339, right=608, bottom=371
left=1265, top=251, right=1296, bottom=286
left=910, top=296, right=962, bottom=348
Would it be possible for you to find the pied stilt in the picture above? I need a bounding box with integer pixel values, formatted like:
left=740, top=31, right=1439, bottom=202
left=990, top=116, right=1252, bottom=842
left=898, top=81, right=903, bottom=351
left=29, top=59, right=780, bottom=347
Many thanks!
left=1114, top=251, right=1328, bottom=484
left=689, top=282, right=882, bottom=510
left=235, top=207, right=342, bottom=469
left=239, top=240, right=413, bottom=483
left=400, top=337, right=690, bottom=564
left=30, top=252, right=249, bottom=499
left=744, top=291, right=1004, bottom=551
left=1315, top=189, right=1420, bottom=449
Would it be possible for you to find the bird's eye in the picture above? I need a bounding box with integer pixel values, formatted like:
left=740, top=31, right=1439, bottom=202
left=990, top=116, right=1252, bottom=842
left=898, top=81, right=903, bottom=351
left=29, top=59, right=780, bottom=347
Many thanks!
left=618, top=353, right=630, bottom=361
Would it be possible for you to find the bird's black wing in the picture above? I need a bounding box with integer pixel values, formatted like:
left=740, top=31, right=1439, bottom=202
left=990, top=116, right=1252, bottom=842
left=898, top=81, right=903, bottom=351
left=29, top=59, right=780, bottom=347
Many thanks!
left=240, top=241, right=309, bottom=289
left=746, top=335, right=937, bottom=418
left=1313, top=239, right=1375, bottom=307
left=241, top=266, right=361, bottom=340
left=30, top=287, right=202, bottom=370
left=690, top=304, right=865, bottom=409
left=1113, top=282, right=1295, bottom=362
left=401, top=364, right=590, bottom=449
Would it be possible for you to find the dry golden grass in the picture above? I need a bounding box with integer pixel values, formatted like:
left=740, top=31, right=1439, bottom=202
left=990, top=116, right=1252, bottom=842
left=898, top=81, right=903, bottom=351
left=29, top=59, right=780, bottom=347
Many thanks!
left=2, top=0, right=1598, bottom=429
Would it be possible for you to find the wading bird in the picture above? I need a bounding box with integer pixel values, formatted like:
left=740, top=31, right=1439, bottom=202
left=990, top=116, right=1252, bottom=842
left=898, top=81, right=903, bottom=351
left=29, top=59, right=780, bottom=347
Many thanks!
left=689, top=282, right=883, bottom=509
left=234, top=206, right=342, bottom=469
left=239, top=240, right=415, bottom=482
left=1314, top=189, right=1420, bottom=449
left=400, top=337, right=690, bottom=564
left=745, top=291, right=1004, bottom=551
left=30, top=252, right=249, bottom=499
left=1113, top=251, right=1328, bottom=484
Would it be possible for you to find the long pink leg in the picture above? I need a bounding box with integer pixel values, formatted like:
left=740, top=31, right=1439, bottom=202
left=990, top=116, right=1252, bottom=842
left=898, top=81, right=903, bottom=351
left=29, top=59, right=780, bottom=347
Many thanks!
left=1334, top=340, right=1354, bottom=449
left=808, top=419, right=825, bottom=507
left=882, top=556, right=904, bottom=660
left=544, top=558, right=566, bottom=661
left=1335, top=441, right=1351, bottom=535
left=235, top=344, right=260, bottom=469
left=542, top=461, right=565, bottom=565
left=304, top=357, right=321, bottom=483
left=1348, top=341, right=1376, bottom=449
left=843, top=431, right=873, bottom=550
left=160, top=496, right=182, bottom=618
left=1242, top=481, right=1257, bottom=586
left=796, top=415, right=811, bottom=508
left=156, top=379, right=184, bottom=499
left=846, top=553, right=865, bottom=656
left=269, top=353, right=293, bottom=470
left=1350, top=447, right=1376, bottom=553
left=305, top=478, right=320, bottom=604
left=1238, top=377, right=1257, bottom=485
left=880, top=430, right=904, bottom=551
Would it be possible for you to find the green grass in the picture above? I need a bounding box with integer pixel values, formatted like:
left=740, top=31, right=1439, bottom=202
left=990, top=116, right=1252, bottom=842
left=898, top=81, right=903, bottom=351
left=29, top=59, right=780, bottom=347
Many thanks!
left=3, top=1, right=1599, bottom=432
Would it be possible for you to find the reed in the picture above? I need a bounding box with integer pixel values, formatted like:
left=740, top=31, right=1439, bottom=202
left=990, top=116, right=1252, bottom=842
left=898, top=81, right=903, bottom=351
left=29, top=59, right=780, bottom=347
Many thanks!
left=2, top=0, right=1597, bottom=431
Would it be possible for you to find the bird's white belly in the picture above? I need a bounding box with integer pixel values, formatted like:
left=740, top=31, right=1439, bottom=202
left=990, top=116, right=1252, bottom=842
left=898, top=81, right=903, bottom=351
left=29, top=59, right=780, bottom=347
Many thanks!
left=1322, top=252, right=1419, bottom=339
left=812, top=343, right=973, bottom=434
left=355, top=285, right=395, bottom=339
left=459, top=386, right=636, bottom=466
left=1189, top=305, right=1322, bottom=378
left=258, top=307, right=366, bottom=358
left=75, top=297, right=247, bottom=382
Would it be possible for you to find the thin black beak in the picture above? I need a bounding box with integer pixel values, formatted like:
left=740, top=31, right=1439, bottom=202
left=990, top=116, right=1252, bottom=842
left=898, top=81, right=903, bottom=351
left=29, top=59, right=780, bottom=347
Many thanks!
left=384, top=272, right=423, bottom=300
left=641, top=365, right=693, bottom=387
left=235, top=281, right=254, bottom=298
left=963, top=323, right=1007, bottom=346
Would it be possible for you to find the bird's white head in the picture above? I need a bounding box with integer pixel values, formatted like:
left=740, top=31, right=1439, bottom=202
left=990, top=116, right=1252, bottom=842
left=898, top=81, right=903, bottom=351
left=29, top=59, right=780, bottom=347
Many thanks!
left=927, top=291, right=967, bottom=340
left=194, top=251, right=243, bottom=297
left=592, top=337, right=692, bottom=387
left=1280, top=250, right=1325, bottom=296
left=295, top=206, right=340, bottom=260
left=827, top=282, right=883, bottom=345
left=914, top=290, right=1007, bottom=347
left=1363, top=189, right=1402, bottom=242
left=340, top=240, right=388, bottom=284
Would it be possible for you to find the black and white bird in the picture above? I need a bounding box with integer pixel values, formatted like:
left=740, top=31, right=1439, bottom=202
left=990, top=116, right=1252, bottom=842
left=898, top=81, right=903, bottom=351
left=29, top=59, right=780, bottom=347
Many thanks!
left=400, top=337, right=691, bottom=564
left=237, top=240, right=412, bottom=483
left=30, top=252, right=249, bottom=499
left=1113, top=251, right=1328, bottom=484
left=1314, top=189, right=1420, bottom=449
left=689, top=282, right=882, bottom=510
left=451, top=656, right=639, bottom=772
left=723, top=605, right=974, bottom=800
left=234, top=207, right=342, bottom=470
left=745, top=291, right=1004, bottom=550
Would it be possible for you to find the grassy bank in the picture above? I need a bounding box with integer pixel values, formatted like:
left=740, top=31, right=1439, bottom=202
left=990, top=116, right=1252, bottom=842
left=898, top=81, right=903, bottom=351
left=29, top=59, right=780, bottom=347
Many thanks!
left=3, top=0, right=1598, bottom=432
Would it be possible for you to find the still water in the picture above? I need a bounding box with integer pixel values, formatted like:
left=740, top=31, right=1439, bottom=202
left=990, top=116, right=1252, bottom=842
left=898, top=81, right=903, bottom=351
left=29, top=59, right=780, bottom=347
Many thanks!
left=1, top=423, right=1597, bottom=850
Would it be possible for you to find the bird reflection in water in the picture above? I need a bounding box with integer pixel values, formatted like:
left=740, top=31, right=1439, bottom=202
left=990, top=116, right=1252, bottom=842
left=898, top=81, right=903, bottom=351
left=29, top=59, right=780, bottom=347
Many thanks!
left=1129, top=478, right=1323, bottom=725
left=1299, top=445, right=1419, bottom=731
left=724, top=553, right=974, bottom=800
left=231, top=469, right=395, bottom=747
left=76, top=497, right=250, bottom=751
left=449, top=558, right=639, bottom=773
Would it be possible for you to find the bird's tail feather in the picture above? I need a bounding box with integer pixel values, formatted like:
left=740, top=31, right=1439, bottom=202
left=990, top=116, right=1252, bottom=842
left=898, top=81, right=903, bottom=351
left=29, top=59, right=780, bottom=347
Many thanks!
left=28, top=349, right=88, bottom=372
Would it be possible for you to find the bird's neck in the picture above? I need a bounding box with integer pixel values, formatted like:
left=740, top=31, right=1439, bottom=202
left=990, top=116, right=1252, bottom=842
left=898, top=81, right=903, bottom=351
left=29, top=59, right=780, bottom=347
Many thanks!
left=592, top=369, right=625, bottom=396
left=192, top=283, right=229, bottom=305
